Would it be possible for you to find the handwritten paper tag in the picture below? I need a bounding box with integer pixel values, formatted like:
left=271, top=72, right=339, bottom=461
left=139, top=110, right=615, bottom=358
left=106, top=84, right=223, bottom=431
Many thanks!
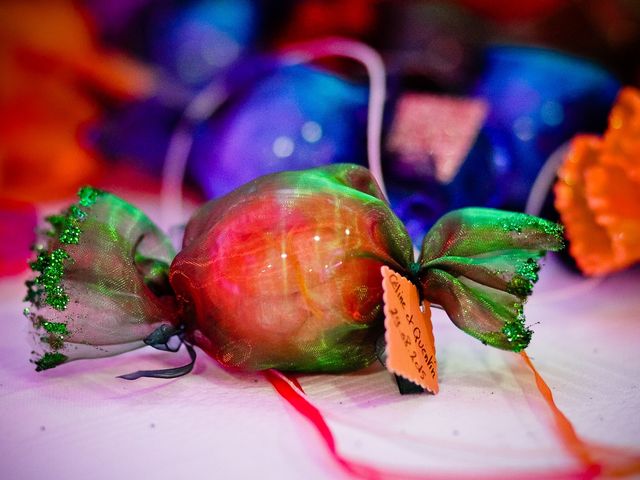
left=381, top=266, right=438, bottom=394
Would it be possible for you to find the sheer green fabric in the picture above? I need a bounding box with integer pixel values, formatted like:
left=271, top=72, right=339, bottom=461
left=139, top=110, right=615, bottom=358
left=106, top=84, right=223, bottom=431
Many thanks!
left=24, top=166, right=564, bottom=373
left=170, top=164, right=413, bottom=372
left=24, top=188, right=178, bottom=371
left=417, top=208, right=564, bottom=351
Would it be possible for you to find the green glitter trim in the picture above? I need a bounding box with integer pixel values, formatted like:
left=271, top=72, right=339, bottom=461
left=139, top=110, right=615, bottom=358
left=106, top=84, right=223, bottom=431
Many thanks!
left=29, top=248, right=70, bottom=310
left=39, top=319, right=69, bottom=336
left=42, top=334, right=65, bottom=351
left=507, top=276, right=534, bottom=297
left=501, top=218, right=524, bottom=233
left=501, top=215, right=565, bottom=241
left=24, top=186, right=103, bottom=311
left=501, top=304, right=532, bottom=352
left=78, top=186, right=101, bottom=207
left=25, top=313, right=70, bottom=360
left=506, top=258, right=541, bottom=297
left=34, top=352, right=68, bottom=372
left=541, top=221, right=564, bottom=239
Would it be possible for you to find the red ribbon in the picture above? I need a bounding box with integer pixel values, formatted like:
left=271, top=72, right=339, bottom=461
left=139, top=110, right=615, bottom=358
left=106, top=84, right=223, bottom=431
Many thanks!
left=264, top=367, right=620, bottom=479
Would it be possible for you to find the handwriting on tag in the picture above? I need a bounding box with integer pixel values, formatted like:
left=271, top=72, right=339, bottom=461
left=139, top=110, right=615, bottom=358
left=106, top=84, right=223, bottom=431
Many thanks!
left=381, top=266, right=438, bottom=394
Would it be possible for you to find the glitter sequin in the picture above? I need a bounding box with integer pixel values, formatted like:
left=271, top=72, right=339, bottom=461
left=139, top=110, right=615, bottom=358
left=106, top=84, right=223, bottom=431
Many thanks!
left=43, top=333, right=65, bottom=351
left=39, top=319, right=70, bottom=336
left=78, top=186, right=101, bottom=207
left=506, top=258, right=541, bottom=297
left=24, top=187, right=103, bottom=311
left=29, top=249, right=70, bottom=310
left=501, top=305, right=532, bottom=352
left=502, top=214, right=564, bottom=241
left=34, top=352, right=68, bottom=371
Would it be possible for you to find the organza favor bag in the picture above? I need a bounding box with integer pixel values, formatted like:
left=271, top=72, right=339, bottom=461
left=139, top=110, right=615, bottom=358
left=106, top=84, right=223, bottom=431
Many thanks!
left=25, top=165, right=563, bottom=374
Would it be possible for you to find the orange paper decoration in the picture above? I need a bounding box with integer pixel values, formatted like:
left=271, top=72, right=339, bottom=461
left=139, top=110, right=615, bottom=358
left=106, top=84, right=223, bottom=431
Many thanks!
left=555, top=87, right=640, bottom=276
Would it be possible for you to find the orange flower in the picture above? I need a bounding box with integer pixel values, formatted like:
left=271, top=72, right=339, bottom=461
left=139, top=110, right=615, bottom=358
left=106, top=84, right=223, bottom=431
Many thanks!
left=555, top=87, right=640, bottom=276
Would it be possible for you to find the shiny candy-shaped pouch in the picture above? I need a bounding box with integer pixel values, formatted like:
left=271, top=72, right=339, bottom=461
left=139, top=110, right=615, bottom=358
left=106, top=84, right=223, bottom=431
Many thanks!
left=171, top=164, right=413, bottom=372
left=25, top=165, right=564, bottom=374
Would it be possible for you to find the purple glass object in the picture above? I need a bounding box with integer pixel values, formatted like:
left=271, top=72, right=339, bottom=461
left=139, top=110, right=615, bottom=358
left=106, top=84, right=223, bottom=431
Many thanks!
left=151, top=0, right=260, bottom=88
left=387, top=46, right=620, bottom=244
left=471, top=46, right=620, bottom=209
left=86, top=0, right=261, bottom=90
left=189, top=64, right=369, bottom=198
